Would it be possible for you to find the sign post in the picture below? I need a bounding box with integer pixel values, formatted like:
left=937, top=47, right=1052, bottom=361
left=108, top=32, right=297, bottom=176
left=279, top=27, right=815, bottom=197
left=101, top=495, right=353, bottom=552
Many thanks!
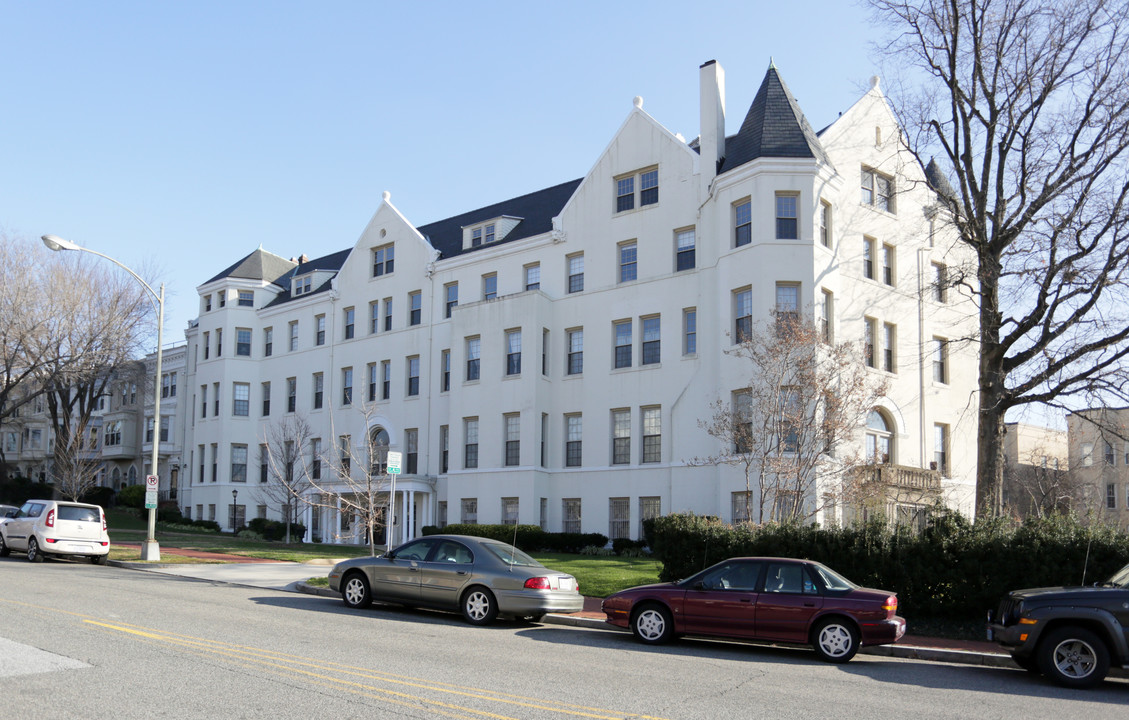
left=145, top=474, right=159, bottom=510
left=385, top=452, right=402, bottom=547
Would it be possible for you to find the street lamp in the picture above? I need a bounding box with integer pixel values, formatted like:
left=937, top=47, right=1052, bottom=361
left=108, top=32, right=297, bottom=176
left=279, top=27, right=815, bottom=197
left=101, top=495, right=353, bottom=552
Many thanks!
left=42, top=234, right=165, bottom=561
left=232, top=488, right=239, bottom=532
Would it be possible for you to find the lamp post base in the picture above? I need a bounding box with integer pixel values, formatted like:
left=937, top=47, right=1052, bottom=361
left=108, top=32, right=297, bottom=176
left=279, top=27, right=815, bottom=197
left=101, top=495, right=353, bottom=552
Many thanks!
left=140, top=540, right=161, bottom=562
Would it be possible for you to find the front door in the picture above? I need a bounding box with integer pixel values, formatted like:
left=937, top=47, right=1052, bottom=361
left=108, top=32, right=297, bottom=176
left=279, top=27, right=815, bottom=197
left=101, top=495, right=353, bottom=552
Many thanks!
left=681, top=560, right=763, bottom=638
left=370, top=537, right=436, bottom=603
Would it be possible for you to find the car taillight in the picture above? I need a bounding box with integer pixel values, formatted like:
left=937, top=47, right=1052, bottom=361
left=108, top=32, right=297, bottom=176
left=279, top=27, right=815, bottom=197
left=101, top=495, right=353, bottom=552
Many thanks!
left=524, top=577, right=552, bottom=590
left=102, top=513, right=107, bottom=532
left=882, top=596, right=898, bottom=614
left=46, top=508, right=55, bottom=528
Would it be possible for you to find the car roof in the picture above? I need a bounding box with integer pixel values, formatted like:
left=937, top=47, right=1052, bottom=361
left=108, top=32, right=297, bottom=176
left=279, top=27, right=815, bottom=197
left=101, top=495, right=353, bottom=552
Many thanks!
left=22, top=499, right=102, bottom=509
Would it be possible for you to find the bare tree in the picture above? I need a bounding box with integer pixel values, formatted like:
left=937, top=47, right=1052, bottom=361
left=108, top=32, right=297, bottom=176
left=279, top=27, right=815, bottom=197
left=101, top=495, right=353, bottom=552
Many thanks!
left=49, top=415, right=103, bottom=501
left=870, top=0, right=1129, bottom=518
left=257, top=415, right=315, bottom=543
left=698, top=312, right=888, bottom=524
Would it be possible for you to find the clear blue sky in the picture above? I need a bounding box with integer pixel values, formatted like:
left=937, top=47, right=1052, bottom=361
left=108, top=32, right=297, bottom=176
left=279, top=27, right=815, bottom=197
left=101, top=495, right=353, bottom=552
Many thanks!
left=2, top=1, right=880, bottom=339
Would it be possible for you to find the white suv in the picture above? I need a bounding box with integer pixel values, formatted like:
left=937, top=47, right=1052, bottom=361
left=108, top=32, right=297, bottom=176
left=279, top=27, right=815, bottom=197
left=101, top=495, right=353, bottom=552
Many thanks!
left=0, top=500, right=110, bottom=564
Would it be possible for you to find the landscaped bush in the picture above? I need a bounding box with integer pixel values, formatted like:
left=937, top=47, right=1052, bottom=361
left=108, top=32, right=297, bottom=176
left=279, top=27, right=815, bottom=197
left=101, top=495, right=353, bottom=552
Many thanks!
left=422, top=524, right=609, bottom=553
left=246, top=517, right=307, bottom=542
left=648, top=510, right=1129, bottom=622
left=80, top=486, right=115, bottom=508
left=192, top=519, right=222, bottom=532
left=157, top=506, right=184, bottom=524
left=612, top=537, right=648, bottom=555
left=0, top=477, right=55, bottom=505
left=117, top=484, right=146, bottom=509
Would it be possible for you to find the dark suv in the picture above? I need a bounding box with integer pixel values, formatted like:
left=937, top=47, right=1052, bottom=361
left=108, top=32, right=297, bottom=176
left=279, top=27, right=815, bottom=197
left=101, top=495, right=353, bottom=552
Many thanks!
left=987, top=562, right=1129, bottom=688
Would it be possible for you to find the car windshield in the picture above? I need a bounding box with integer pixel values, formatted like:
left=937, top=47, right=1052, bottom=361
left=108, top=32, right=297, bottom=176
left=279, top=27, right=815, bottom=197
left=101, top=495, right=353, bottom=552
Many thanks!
left=482, top=543, right=543, bottom=568
left=1108, top=563, right=1129, bottom=588
left=811, top=563, right=857, bottom=591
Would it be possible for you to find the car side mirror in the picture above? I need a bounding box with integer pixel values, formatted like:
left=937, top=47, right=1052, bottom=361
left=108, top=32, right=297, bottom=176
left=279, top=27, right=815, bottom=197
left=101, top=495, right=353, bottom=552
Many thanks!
left=692, top=581, right=707, bottom=591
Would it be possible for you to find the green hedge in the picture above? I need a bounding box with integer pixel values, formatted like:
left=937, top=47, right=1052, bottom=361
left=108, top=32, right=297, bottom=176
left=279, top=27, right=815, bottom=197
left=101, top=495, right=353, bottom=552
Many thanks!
left=648, top=511, right=1129, bottom=621
left=0, top=477, right=54, bottom=505
left=422, top=524, right=609, bottom=553
left=246, top=517, right=307, bottom=542
left=117, top=485, right=146, bottom=509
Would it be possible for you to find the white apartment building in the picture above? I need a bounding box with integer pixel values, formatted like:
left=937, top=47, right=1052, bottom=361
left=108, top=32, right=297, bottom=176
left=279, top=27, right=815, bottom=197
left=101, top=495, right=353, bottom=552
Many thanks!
left=177, top=60, right=978, bottom=542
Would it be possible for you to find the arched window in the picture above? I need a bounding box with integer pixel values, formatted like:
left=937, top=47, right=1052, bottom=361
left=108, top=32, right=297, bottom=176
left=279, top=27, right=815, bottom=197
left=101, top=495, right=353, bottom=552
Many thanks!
left=128, top=466, right=137, bottom=485
left=369, top=427, right=390, bottom=475
left=112, top=467, right=122, bottom=489
left=866, top=409, right=893, bottom=464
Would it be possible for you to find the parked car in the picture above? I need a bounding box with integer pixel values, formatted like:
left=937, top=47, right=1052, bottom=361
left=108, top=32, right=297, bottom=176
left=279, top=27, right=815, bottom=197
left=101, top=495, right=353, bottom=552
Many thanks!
left=602, top=556, right=905, bottom=663
left=0, top=499, right=110, bottom=564
left=0, top=504, right=18, bottom=521
left=328, top=534, right=584, bottom=625
left=987, top=561, right=1129, bottom=688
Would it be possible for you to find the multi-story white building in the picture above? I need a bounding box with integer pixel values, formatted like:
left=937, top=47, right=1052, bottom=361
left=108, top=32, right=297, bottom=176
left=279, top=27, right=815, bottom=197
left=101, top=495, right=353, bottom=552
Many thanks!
left=178, top=60, right=979, bottom=542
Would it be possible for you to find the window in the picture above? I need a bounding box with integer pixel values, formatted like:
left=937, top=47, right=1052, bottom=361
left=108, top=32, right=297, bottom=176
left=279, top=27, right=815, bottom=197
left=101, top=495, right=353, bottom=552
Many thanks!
left=342, top=367, right=353, bottom=405
left=609, top=498, right=630, bottom=540
left=502, top=498, right=519, bottom=526
left=464, top=418, right=479, bottom=469
left=567, top=329, right=583, bottom=375
left=541, top=414, right=548, bottom=467
left=1107, top=483, right=1116, bottom=509
left=483, top=274, right=497, bottom=300
left=675, top=229, right=695, bottom=271
left=201, top=385, right=208, bottom=418
left=441, top=349, right=451, bottom=392
left=238, top=290, right=254, bottom=307
left=883, top=322, right=896, bottom=373
left=614, top=320, right=632, bottom=369
left=445, top=283, right=458, bottom=318
left=293, top=276, right=312, bottom=295
left=231, top=328, right=250, bottom=357
left=1082, top=442, right=1094, bottom=466
left=409, top=291, right=422, bottom=326
left=639, top=497, right=660, bottom=538
left=734, top=288, right=752, bottom=343
left=775, top=193, right=798, bottom=239
left=504, top=414, right=520, bottom=467
left=567, top=254, right=584, bottom=293
left=261, top=381, right=271, bottom=416
left=264, top=327, right=273, bottom=356
left=213, top=382, right=220, bottom=416
left=562, top=499, right=581, bottom=533
left=215, top=329, right=222, bottom=357
left=231, top=445, right=247, bottom=483
left=471, top=227, right=482, bottom=247
left=313, top=373, right=324, bottom=409
left=863, top=237, right=876, bottom=280
left=933, top=424, right=949, bottom=476
left=540, top=498, right=547, bottom=530
left=734, top=391, right=753, bottom=454
left=640, top=169, right=658, bottom=206
left=367, top=363, right=377, bottom=402
left=287, top=377, right=297, bottom=413
left=405, top=429, right=418, bottom=474
left=619, top=242, right=637, bottom=282
left=566, top=414, right=582, bottom=467
left=466, top=337, right=481, bottom=381
left=461, top=498, right=478, bottom=525
left=642, top=316, right=660, bottom=365
left=259, top=445, right=268, bottom=483
left=819, top=201, right=832, bottom=247
left=865, top=318, right=878, bottom=369
left=407, top=356, right=420, bottom=396
left=484, top=224, right=495, bottom=244
left=161, top=371, right=177, bottom=398
left=204, top=295, right=212, bottom=312
left=780, top=386, right=801, bottom=453
left=932, top=263, right=948, bottom=302
left=506, top=330, right=522, bottom=375
left=616, top=175, right=634, bottom=212
left=866, top=410, right=892, bottom=464
left=524, top=263, right=540, bottom=291
left=381, top=360, right=391, bottom=400
left=1106, top=441, right=1116, bottom=465
left=542, top=329, right=549, bottom=375
left=614, top=408, right=632, bottom=464
left=372, top=243, right=394, bottom=276
left=311, top=438, right=322, bottom=479
left=735, top=200, right=752, bottom=247
left=861, top=168, right=894, bottom=212
left=683, top=308, right=697, bottom=355
left=218, top=291, right=226, bottom=308
left=882, top=244, right=896, bottom=286
left=933, top=338, right=949, bottom=383
left=642, top=407, right=661, bottom=463
left=383, top=298, right=392, bottom=331
left=289, top=321, right=298, bottom=352
left=370, top=301, right=380, bottom=334
left=232, top=383, right=250, bottom=417
left=211, top=444, right=218, bottom=483
left=439, top=425, right=449, bottom=474
left=820, top=290, right=834, bottom=343
left=775, top=284, right=799, bottom=335
left=344, top=307, right=355, bottom=339
left=339, top=435, right=351, bottom=476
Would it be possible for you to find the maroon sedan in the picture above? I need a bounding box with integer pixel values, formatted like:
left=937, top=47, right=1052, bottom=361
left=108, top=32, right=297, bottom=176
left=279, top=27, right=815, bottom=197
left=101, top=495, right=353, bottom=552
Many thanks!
left=602, top=557, right=905, bottom=662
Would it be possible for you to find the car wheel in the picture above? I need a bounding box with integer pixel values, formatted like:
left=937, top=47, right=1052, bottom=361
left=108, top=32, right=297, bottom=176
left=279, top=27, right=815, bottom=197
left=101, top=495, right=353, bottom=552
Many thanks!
left=1011, top=652, right=1040, bottom=674
left=462, top=587, right=498, bottom=626
left=631, top=604, right=674, bottom=644
left=92, top=554, right=108, bottom=566
left=1037, top=626, right=1110, bottom=688
left=341, top=572, right=372, bottom=609
left=27, top=538, right=44, bottom=563
left=812, top=617, right=859, bottom=663
left=0, top=532, right=9, bottom=557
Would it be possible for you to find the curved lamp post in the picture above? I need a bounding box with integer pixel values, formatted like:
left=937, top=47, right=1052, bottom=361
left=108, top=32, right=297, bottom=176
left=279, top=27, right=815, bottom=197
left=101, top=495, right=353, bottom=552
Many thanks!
left=42, top=234, right=164, bottom=561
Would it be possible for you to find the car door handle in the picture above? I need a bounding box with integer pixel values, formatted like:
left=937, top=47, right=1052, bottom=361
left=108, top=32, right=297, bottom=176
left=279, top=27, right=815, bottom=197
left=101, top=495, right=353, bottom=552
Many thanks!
left=409, top=567, right=420, bottom=572
left=804, top=602, right=816, bottom=607
left=457, top=570, right=468, bottom=575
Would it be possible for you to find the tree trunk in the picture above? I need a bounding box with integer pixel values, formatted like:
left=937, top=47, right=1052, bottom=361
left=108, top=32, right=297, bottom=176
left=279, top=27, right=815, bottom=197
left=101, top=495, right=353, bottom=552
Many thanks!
left=976, top=253, right=1006, bottom=519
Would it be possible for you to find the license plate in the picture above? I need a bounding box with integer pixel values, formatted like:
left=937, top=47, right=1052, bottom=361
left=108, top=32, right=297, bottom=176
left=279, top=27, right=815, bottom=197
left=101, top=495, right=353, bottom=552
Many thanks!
left=64, top=543, right=94, bottom=553
left=556, top=577, right=576, bottom=592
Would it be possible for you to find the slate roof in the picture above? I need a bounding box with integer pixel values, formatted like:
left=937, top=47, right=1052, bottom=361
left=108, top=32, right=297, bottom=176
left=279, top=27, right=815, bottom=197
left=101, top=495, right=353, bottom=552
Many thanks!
left=416, top=179, right=583, bottom=259
left=719, top=65, right=830, bottom=174
left=261, top=248, right=351, bottom=309
left=205, top=248, right=297, bottom=286
left=924, top=157, right=958, bottom=203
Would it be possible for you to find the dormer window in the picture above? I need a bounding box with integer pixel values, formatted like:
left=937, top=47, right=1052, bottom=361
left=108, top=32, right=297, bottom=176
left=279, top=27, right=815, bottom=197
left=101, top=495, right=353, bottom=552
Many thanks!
left=294, top=276, right=312, bottom=295
left=615, top=167, right=659, bottom=213
left=372, top=243, right=395, bottom=276
left=470, top=223, right=496, bottom=248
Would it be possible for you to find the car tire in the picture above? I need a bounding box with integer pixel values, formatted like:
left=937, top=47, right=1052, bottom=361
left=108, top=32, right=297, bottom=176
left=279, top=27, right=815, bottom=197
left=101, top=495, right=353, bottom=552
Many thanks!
left=631, top=604, right=674, bottom=644
left=92, top=553, right=108, bottom=566
left=462, top=587, right=498, bottom=626
left=341, top=572, right=372, bottom=609
left=1037, top=626, right=1110, bottom=688
left=0, top=532, right=9, bottom=557
left=27, top=537, right=44, bottom=563
left=812, top=617, right=859, bottom=663
left=1011, top=652, right=1040, bottom=674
